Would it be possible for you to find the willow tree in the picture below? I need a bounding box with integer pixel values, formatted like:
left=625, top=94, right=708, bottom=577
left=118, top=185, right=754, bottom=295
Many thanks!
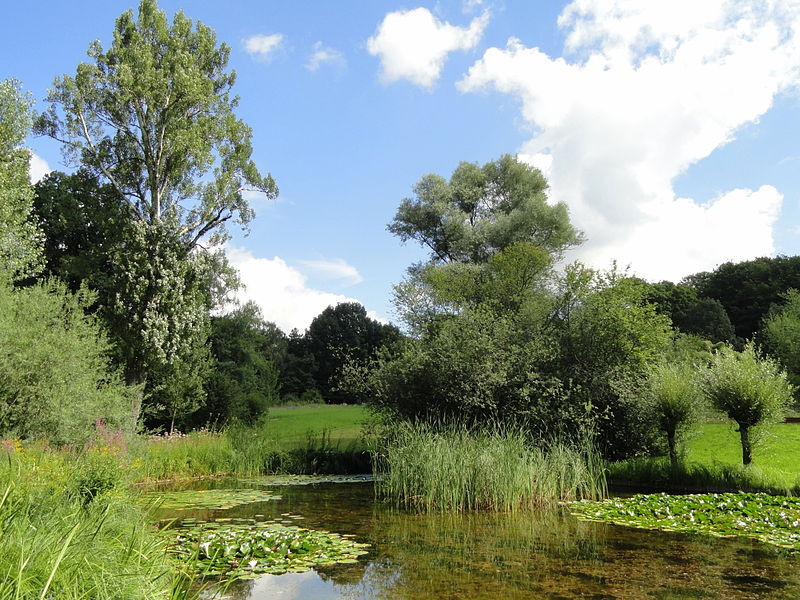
left=36, top=0, right=277, bottom=424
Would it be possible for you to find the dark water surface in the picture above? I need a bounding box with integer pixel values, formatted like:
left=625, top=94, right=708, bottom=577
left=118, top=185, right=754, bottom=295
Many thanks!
left=154, top=479, right=800, bottom=600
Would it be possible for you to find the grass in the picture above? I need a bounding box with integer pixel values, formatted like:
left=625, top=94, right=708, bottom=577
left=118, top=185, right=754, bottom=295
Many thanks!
left=131, top=405, right=372, bottom=482
left=376, top=422, right=606, bottom=512
left=0, top=446, right=189, bottom=600
left=263, top=404, right=370, bottom=449
left=608, top=422, right=800, bottom=495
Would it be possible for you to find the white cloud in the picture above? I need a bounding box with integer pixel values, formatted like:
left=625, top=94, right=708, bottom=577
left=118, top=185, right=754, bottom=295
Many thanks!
left=306, top=41, right=345, bottom=71
left=244, top=34, right=285, bottom=60
left=462, top=0, right=485, bottom=14
left=28, top=152, right=50, bottom=184
left=226, top=246, right=374, bottom=333
left=298, top=258, right=364, bottom=287
left=459, top=0, right=800, bottom=281
left=367, top=8, right=489, bottom=88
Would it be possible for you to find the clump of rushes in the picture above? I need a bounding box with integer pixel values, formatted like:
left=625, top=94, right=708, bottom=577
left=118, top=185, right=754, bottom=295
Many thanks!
left=375, top=422, right=606, bottom=512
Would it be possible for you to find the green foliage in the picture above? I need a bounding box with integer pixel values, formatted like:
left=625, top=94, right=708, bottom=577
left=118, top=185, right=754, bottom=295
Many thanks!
left=302, top=302, right=401, bottom=403
left=376, top=422, right=606, bottom=512
left=701, top=343, right=793, bottom=465
left=0, top=450, right=182, bottom=600
left=570, top=492, right=800, bottom=551
left=761, top=288, right=800, bottom=401
left=647, top=362, right=703, bottom=467
left=0, top=279, right=133, bottom=445
left=36, top=0, right=278, bottom=426
left=32, top=170, right=128, bottom=293
left=195, top=302, right=282, bottom=427
left=0, top=79, right=42, bottom=280
left=645, top=281, right=735, bottom=343
left=169, top=522, right=369, bottom=578
left=388, top=154, right=582, bottom=263
left=686, top=256, right=800, bottom=340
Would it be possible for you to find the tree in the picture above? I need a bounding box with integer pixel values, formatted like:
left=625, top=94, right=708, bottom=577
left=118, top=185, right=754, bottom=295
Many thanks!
left=685, top=256, right=800, bottom=340
left=36, top=0, right=277, bottom=423
left=32, top=170, right=129, bottom=294
left=0, top=81, right=131, bottom=444
left=304, top=302, right=401, bottom=403
left=761, top=289, right=800, bottom=401
left=701, top=343, right=793, bottom=465
left=645, top=281, right=735, bottom=344
left=195, top=302, right=283, bottom=427
left=0, top=79, right=41, bottom=280
left=388, top=154, right=582, bottom=264
left=647, top=362, right=703, bottom=468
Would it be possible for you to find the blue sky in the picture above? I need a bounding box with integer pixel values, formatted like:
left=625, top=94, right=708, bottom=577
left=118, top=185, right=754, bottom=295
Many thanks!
left=3, top=0, right=800, bottom=332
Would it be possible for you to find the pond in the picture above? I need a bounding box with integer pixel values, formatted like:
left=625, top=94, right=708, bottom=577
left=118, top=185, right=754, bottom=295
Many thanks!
left=148, top=477, right=800, bottom=599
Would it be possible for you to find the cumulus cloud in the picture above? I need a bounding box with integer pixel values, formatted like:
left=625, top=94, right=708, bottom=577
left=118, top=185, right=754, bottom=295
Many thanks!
left=367, top=8, right=489, bottom=88
left=306, top=41, right=345, bottom=71
left=226, top=247, right=376, bottom=333
left=459, top=0, right=800, bottom=281
left=244, top=33, right=285, bottom=60
left=28, top=152, right=50, bottom=184
left=298, top=258, right=363, bottom=287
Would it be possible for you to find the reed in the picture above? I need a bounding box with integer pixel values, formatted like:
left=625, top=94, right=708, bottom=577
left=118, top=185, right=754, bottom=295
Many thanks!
left=0, top=450, right=186, bottom=600
left=374, top=422, right=606, bottom=512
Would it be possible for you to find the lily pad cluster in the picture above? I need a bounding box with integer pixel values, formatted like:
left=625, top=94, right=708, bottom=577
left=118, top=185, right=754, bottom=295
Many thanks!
left=169, top=521, right=370, bottom=578
left=569, top=492, right=800, bottom=550
left=141, top=488, right=281, bottom=510
left=235, top=474, right=375, bottom=487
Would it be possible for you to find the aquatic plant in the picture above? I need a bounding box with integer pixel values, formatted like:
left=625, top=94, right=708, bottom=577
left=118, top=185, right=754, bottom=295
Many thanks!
left=570, top=492, right=800, bottom=550
left=140, top=488, right=281, bottom=511
left=169, top=522, right=369, bottom=578
left=375, top=422, right=606, bottom=511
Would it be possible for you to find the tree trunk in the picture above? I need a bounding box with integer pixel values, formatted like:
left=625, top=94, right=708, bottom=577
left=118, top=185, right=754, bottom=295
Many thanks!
left=667, top=428, right=678, bottom=469
left=739, top=425, right=752, bottom=465
left=126, top=370, right=147, bottom=432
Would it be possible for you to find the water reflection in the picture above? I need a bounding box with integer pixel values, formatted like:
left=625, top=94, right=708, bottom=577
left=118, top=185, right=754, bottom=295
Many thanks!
left=155, top=481, right=800, bottom=600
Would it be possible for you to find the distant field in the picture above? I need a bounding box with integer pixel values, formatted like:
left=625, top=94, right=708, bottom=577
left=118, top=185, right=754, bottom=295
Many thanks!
left=264, top=404, right=371, bottom=449
left=686, top=423, right=800, bottom=474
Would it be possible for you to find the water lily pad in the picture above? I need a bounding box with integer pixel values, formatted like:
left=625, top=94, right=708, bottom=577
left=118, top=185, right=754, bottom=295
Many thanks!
left=169, top=521, right=370, bottom=579
left=569, top=492, right=800, bottom=550
left=140, top=488, right=281, bottom=511
left=235, top=474, right=375, bottom=487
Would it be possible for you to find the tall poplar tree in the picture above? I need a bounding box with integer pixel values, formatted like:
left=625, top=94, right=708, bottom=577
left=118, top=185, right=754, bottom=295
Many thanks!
left=36, top=0, right=278, bottom=423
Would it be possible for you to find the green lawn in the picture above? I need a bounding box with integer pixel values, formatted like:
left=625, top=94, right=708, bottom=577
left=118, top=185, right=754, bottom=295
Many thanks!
left=263, top=404, right=371, bottom=449
left=686, top=423, right=800, bottom=474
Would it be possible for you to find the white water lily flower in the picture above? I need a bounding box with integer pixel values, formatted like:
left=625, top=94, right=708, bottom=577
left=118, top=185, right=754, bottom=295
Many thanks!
left=248, top=560, right=258, bottom=568
left=199, top=542, right=211, bottom=556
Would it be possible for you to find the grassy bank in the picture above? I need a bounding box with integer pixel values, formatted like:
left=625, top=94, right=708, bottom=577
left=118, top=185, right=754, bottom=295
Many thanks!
left=130, top=404, right=371, bottom=482
left=0, top=446, right=186, bottom=600
left=376, top=423, right=606, bottom=512
left=608, top=423, right=800, bottom=494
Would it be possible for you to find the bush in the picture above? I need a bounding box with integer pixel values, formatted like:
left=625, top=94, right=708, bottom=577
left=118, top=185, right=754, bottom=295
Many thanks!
left=0, top=279, right=134, bottom=445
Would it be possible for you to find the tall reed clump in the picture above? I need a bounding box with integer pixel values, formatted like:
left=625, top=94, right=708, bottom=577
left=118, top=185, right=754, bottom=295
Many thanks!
left=0, top=446, right=187, bottom=600
left=374, top=423, right=606, bottom=512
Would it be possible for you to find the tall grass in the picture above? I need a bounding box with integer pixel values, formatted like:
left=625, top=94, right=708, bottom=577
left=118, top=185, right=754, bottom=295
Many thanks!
left=0, top=449, right=187, bottom=600
left=375, top=423, right=606, bottom=512
left=131, top=425, right=370, bottom=482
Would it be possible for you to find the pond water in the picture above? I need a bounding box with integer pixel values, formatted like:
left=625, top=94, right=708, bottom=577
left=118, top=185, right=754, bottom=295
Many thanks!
left=151, top=478, right=800, bottom=600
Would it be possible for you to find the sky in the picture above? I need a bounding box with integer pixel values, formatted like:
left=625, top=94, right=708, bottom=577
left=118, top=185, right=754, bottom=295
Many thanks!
left=3, top=0, right=800, bottom=333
